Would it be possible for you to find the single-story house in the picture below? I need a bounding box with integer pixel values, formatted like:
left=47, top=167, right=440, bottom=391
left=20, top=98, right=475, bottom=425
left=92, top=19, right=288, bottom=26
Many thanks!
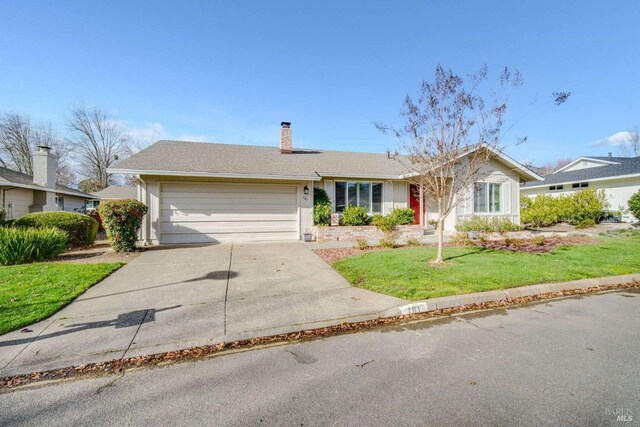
left=86, top=185, right=138, bottom=210
left=521, top=154, right=640, bottom=222
left=0, top=145, right=95, bottom=219
left=109, top=122, right=541, bottom=244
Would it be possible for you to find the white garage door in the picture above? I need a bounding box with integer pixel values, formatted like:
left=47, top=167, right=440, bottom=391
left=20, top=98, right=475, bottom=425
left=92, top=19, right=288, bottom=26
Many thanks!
left=160, top=182, right=299, bottom=244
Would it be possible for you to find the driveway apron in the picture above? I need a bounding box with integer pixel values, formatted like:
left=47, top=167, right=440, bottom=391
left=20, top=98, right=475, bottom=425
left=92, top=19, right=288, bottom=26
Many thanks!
left=0, top=242, right=402, bottom=376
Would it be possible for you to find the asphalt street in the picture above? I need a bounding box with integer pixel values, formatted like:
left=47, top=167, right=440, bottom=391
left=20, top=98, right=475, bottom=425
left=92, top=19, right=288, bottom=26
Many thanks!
left=1, top=289, right=638, bottom=426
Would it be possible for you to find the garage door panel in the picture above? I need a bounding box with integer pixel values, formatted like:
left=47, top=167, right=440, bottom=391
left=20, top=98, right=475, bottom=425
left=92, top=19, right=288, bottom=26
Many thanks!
left=162, top=183, right=298, bottom=194
left=161, top=212, right=297, bottom=222
left=161, top=231, right=297, bottom=244
left=160, top=196, right=298, bottom=208
left=162, top=221, right=297, bottom=233
left=159, top=182, right=299, bottom=244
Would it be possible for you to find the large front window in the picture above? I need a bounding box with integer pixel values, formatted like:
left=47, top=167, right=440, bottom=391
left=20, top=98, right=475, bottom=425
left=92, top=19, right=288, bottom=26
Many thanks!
left=335, top=181, right=383, bottom=213
left=474, top=182, right=502, bottom=213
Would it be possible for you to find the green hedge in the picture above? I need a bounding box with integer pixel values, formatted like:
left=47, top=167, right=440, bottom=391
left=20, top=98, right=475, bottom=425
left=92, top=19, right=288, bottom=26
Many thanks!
left=521, top=189, right=608, bottom=228
left=628, top=190, right=640, bottom=220
left=13, top=211, right=98, bottom=247
left=341, top=205, right=369, bottom=226
left=455, top=215, right=522, bottom=232
left=389, top=208, right=415, bottom=225
left=0, top=227, right=68, bottom=265
left=98, top=199, right=148, bottom=252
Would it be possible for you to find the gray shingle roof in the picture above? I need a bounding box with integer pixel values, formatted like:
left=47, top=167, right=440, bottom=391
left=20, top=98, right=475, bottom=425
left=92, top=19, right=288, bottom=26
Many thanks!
left=0, top=166, right=94, bottom=199
left=111, top=140, right=411, bottom=179
left=91, top=185, right=137, bottom=200
left=523, top=156, right=640, bottom=187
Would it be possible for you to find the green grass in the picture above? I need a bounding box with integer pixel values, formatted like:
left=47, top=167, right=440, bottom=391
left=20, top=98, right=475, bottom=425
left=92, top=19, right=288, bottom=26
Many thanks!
left=333, top=234, right=640, bottom=301
left=0, top=262, right=123, bottom=335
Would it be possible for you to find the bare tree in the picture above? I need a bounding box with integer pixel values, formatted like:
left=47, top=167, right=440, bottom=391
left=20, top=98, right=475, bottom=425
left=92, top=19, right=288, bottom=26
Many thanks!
left=67, top=105, right=130, bottom=191
left=377, top=65, right=569, bottom=263
left=532, top=157, right=573, bottom=176
left=0, top=113, right=75, bottom=185
left=0, top=113, right=32, bottom=173
left=623, top=126, right=639, bottom=156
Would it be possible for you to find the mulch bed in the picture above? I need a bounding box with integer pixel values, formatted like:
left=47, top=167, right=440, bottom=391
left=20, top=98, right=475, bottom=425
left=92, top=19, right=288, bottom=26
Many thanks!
left=313, top=236, right=596, bottom=264
left=475, top=236, right=596, bottom=254
left=1, top=281, right=638, bottom=391
left=55, top=239, right=144, bottom=264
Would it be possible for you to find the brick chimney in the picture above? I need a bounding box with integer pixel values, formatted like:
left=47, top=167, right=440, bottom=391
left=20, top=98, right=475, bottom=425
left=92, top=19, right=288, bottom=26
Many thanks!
left=280, top=122, right=292, bottom=153
left=32, top=145, right=58, bottom=211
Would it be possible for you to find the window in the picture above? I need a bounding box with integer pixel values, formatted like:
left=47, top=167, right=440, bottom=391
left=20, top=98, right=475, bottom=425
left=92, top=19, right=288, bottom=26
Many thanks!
left=549, top=185, right=564, bottom=191
left=572, top=182, right=588, bottom=189
left=334, top=181, right=383, bottom=213
left=474, top=183, right=502, bottom=213
left=55, top=196, right=64, bottom=210
left=86, top=200, right=100, bottom=210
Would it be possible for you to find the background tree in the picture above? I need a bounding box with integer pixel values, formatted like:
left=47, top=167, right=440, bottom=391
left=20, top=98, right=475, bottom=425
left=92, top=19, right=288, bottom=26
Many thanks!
left=0, top=113, right=75, bottom=185
left=622, top=126, right=639, bottom=157
left=530, top=157, right=573, bottom=176
left=67, top=105, right=130, bottom=191
left=377, top=65, right=569, bottom=264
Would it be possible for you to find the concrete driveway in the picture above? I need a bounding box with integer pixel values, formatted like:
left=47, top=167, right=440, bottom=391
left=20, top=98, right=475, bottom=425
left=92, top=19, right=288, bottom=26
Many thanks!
left=0, top=242, right=403, bottom=376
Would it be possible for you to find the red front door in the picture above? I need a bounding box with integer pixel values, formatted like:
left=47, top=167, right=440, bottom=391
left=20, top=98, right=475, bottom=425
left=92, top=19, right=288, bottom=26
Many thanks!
left=409, top=184, right=420, bottom=224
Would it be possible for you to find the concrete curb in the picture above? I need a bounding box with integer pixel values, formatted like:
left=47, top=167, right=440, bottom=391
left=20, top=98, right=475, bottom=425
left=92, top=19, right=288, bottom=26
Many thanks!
left=384, top=273, right=640, bottom=316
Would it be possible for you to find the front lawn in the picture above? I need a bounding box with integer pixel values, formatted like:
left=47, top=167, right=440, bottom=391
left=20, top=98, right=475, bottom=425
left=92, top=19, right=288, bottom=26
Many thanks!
left=333, top=234, right=640, bottom=301
left=0, top=262, right=123, bottom=335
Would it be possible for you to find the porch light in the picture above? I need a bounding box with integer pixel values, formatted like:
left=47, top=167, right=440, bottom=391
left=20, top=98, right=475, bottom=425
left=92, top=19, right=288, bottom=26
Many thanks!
left=304, top=185, right=309, bottom=195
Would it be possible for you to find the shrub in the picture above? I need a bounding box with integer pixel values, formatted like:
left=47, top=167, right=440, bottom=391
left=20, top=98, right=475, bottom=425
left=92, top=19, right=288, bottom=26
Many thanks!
left=98, top=199, right=148, bottom=252
left=378, top=236, right=397, bottom=248
left=341, top=205, right=369, bottom=226
left=521, top=190, right=608, bottom=227
left=0, top=208, right=6, bottom=224
left=450, top=233, right=474, bottom=246
left=575, top=218, right=596, bottom=229
left=370, top=214, right=395, bottom=232
left=354, top=238, right=369, bottom=250
left=313, top=187, right=331, bottom=206
left=313, top=202, right=332, bottom=226
left=407, top=237, right=421, bottom=247
left=87, top=209, right=104, bottom=232
left=531, top=235, right=546, bottom=246
left=455, top=215, right=521, bottom=233
left=389, top=208, right=415, bottom=225
left=628, top=190, right=640, bottom=220
left=0, top=227, right=67, bottom=265
left=563, top=189, right=608, bottom=224
left=520, top=195, right=559, bottom=227
left=13, top=211, right=98, bottom=247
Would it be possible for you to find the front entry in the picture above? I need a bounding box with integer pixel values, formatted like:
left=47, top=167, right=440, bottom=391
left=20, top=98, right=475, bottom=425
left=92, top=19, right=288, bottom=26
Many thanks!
left=409, top=184, right=421, bottom=224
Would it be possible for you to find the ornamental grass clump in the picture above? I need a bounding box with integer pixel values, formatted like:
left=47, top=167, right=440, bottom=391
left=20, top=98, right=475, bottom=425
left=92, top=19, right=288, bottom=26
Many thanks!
left=0, top=227, right=67, bottom=265
left=98, top=199, right=148, bottom=252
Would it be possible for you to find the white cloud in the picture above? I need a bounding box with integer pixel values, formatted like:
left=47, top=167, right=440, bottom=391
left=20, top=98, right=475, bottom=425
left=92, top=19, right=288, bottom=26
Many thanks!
left=178, top=134, right=210, bottom=142
left=128, top=122, right=166, bottom=146
left=589, top=131, right=636, bottom=147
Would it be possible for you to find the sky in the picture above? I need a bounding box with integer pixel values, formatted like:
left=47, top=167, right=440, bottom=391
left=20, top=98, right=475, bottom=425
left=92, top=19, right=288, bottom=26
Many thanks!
left=1, top=0, right=639, bottom=166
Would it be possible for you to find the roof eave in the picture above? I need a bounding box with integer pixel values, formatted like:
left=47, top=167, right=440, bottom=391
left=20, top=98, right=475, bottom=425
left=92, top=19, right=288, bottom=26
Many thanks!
left=108, top=168, right=322, bottom=182
left=522, top=172, right=640, bottom=189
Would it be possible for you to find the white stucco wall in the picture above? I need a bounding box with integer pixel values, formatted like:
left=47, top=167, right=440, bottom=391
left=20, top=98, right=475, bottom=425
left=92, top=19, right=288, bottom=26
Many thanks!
left=60, top=195, right=88, bottom=213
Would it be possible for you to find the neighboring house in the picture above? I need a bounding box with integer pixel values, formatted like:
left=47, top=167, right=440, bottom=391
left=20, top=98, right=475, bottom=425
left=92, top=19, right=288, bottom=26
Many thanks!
left=87, top=185, right=137, bottom=210
left=521, top=155, right=640, bottom=222
left=0, top=145, right=95, bottom=219
left=109, top=122, right=540, bottom=244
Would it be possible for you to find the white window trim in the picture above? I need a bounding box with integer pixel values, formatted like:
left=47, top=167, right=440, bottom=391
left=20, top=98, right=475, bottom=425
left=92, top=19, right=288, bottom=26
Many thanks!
left=334, top=180, right=383, bottom=214
left=473, top=182, right=503, bottom=215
